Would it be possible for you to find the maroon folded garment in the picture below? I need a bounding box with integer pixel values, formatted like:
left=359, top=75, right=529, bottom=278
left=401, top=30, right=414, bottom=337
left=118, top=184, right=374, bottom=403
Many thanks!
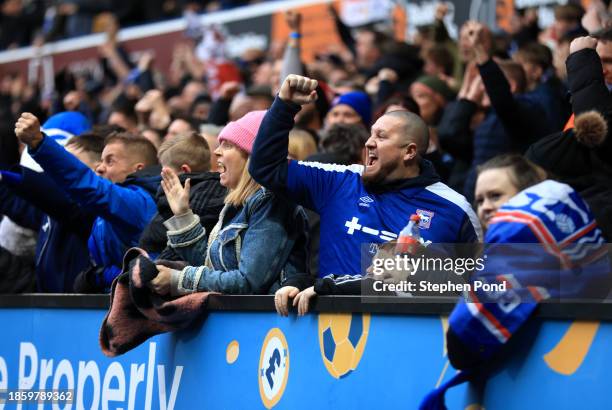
left=100, top=248, right=213, bottom=357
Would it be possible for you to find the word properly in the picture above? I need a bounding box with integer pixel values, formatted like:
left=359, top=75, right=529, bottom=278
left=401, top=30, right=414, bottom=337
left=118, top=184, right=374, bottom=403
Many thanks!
left=0, top=342, right=182, bottom=410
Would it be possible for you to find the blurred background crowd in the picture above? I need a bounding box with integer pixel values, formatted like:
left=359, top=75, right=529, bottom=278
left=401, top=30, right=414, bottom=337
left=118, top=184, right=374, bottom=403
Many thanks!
left=0, top=0, right=611, bottom=294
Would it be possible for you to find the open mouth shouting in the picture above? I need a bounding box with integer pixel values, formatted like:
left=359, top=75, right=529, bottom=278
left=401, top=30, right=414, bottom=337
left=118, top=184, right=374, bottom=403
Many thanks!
left=366, top=150, right=378, bottom=168
left=217, top=161, right=227, bottom=174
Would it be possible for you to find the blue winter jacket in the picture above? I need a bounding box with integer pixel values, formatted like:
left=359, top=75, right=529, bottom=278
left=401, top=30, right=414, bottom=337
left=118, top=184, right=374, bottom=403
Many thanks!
left=0, top=168, right=94, bottom=292
left=29, top=136, right=160, bottom=287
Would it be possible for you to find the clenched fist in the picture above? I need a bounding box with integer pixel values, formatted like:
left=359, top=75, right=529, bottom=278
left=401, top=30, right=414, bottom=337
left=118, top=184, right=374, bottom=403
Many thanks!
left=279, top=75, right=318, bottom=106
left=15, top=113, right=43, bottom=148
left=569, top=36, right=598, bottom=55
left=462, top=21, right=489, bottom=64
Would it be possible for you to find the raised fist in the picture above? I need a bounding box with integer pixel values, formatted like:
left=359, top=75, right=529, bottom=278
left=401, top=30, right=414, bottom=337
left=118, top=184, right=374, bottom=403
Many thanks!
left=278, top=75, right=318, bottom=106
left=435, top=3, right=449, bottom=21
left=219, top=81, right=242, bottom=100
left=285, top=10, right=301, bottom=31
left=460, top=20, right=491, bottom=64
left=378, top=68, right=398, bottom=83
left=569, top=36, right=598, bottom=55
left=15, top=113, right=43, bottom=148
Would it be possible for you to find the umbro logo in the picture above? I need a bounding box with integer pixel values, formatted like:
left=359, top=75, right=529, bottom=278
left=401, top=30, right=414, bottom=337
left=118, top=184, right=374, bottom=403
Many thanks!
left=359, top=196, right=374, bottom=207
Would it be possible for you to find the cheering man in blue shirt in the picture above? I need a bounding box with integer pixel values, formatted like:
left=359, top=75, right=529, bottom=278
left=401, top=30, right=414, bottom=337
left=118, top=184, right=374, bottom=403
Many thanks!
left=250, top=75, right=482, bottom=312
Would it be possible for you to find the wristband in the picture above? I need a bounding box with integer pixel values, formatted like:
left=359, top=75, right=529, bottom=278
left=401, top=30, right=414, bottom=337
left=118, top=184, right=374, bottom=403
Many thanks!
left=289, top=32, right=301, bottom=39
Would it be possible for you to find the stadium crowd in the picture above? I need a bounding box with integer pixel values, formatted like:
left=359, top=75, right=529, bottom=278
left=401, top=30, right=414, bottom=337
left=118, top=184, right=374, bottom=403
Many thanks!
left=0, top=0, right=260, bottom=50
left=0, top=0, right=611, bottom=313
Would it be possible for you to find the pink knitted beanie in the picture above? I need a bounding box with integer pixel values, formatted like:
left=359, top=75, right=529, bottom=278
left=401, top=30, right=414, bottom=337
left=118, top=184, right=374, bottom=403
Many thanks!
left=217, top=110, right=267, bottom=154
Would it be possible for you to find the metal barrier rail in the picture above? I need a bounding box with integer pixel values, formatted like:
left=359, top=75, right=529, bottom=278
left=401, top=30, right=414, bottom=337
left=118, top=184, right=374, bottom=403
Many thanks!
left=1, top=294, right=612, bottom=320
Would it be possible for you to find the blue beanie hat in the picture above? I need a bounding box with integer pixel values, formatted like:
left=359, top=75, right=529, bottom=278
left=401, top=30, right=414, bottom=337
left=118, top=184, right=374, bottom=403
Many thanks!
left=332, top=91, right=372, bottom=126
left=42, top=111, right=92, bottom=145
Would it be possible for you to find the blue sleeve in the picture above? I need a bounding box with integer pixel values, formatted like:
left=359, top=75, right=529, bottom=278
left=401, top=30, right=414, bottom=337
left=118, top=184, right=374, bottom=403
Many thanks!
left=250, top=96, right=358, bottom=212
left=286, top=160, right=358, bottom=213
left=4, top=166, right=94, bottom=237
left=0, top=183, right=43, bottom=231
left=29, top=136, right=154, bottom=232
left=249, top=97, right=300, bottom=194
left=179, top=195, right=295, bottom=294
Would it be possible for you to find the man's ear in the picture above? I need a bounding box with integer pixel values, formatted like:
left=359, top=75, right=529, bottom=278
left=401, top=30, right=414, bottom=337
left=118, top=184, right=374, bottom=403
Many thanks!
left=403, top=143, right=418, bottom=162
left=180, top=164, right=192, bottom=173
left=133, top=162, right=145, bottom=172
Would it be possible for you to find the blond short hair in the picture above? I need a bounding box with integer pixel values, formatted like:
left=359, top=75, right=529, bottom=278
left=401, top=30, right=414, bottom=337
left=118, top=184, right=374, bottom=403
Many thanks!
left=158, top=132, right=211, bottom=173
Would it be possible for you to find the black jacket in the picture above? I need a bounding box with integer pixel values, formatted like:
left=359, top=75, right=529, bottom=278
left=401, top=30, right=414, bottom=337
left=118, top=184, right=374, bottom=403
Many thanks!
left=565, top=49, right=612, bottom=239
left=438, top=59, right=555, bottom=201
left=139, top=172, right=227, bottom=260
left=526, top=49, right=612, bottom=240
left=0, top=245, right=35, bottom=293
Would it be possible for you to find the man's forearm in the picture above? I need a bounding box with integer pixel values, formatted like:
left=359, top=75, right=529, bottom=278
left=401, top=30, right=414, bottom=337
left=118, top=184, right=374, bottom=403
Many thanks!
left=478, top=59, right=515, bottom=115
left=281, top=41, right=303, bottom=80
left=28, top=135, right=143, bottom=227
left=29, top=135, right=104, bottom=200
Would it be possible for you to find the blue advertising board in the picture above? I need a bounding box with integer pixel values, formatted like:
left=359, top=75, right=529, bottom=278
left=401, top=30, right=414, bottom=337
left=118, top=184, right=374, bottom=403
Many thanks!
left=0, top=303, right=608, bottom=409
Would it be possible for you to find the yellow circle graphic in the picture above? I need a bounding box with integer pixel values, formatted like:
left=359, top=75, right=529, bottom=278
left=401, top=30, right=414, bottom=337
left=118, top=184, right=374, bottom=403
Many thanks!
left=258, top=328, right=289, bottom=408
left=226, top=340, right=239, bottom=364
left=318, top=313, right=371, bottom=379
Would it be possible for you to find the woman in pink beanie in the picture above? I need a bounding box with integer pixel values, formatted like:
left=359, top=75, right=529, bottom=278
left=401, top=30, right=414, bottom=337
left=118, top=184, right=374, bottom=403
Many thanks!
left=150, top=110, right=309, bottom=295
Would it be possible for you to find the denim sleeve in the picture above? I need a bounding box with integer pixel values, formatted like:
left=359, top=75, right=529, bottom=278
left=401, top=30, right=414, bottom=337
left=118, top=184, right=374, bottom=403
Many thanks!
left=165, top=211, right=208, bottom=266
left=174, top=194, right=295, bottom=295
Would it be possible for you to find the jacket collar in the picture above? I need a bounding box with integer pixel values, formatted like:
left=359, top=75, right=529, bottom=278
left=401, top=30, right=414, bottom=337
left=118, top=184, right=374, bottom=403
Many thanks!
left=121, top=165, right=162, bottom=197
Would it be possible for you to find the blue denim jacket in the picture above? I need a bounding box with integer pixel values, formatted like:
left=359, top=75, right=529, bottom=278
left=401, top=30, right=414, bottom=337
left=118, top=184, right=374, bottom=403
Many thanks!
left=164, top=188, right=309, bottom=294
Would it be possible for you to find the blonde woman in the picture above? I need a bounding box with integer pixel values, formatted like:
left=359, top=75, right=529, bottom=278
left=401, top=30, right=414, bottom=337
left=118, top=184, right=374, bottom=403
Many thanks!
left=151, top=111, right=309, bottom=295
